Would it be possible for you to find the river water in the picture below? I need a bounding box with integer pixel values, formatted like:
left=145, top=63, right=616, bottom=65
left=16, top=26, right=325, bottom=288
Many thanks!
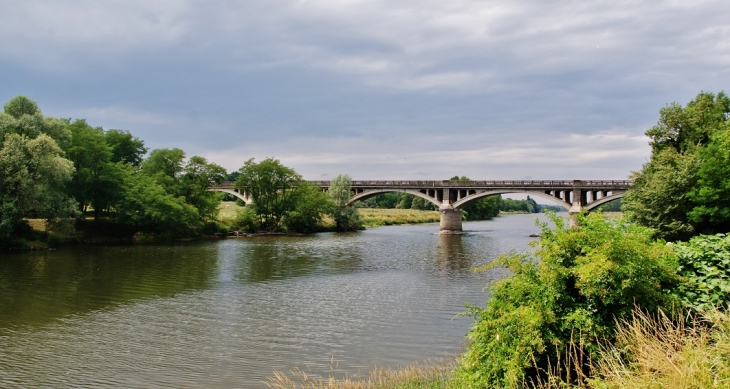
left=0, top=214, right=553, bottom=388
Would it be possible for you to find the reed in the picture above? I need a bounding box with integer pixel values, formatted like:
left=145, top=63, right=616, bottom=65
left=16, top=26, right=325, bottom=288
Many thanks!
left=530, top=308, right=730, bottom=389
left=265, top=358, right=455, bottom=389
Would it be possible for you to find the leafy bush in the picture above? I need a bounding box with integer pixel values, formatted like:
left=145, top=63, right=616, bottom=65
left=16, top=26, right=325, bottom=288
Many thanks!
left=233, top=206, right=259, bottom=233
left=672, top=233, right=730, bottom=311
left=456, top=213, right=681, bottom=388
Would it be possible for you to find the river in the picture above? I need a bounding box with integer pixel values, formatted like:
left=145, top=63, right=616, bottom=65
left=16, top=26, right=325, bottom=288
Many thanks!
left=0, top=213, right=554, bottom=388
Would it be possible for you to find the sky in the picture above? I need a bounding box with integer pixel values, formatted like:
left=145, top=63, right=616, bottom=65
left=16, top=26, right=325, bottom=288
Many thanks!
left=1, top=0, right=729, bottom=180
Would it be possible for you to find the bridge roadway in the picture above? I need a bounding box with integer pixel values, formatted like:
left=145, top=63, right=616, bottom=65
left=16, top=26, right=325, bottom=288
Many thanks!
left=211, top=179, right=631, bottom=234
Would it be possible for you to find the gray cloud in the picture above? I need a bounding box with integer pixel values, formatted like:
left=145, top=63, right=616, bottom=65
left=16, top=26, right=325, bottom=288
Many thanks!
left=1, top=0, right=728, bottom=179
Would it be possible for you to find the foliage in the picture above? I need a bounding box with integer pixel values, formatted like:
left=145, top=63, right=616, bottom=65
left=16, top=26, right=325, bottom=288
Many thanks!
left=329, top=174, right=362, bottom=231
left=411, top=196, right=438, bottom=211
left=104, top=129, right=147, bottom=166
left=177, top=155, right=227, bottom=221
left=623, top=91, right=730, bottom=241
left=623, top=149, right=699, bottom=241
left=589, top=309, right=730, bottom=389
left=329, top=174, right=353, bottom=207
left=235, top=158, right=303, bottom=232
left=672, top=233, right=730, bottom=311
left=688, top=128, right=730, bottom=233
left=114, top=166, right=202, bottom=239
left=0, top=96, right=78, bottom=246
left=0, top=95, right=72, bottom=149
left=456, top=213, right=681, bottom=388
left=0, top=133, right=79, bottom=244
left=141, top=149, right=226, bottom=224
left=232, top=205, right=260, bottom=233
left=644, top=91, right=730, bottom=155
left=283, top=182, right=333, bottom=232
left=595, top=198, right=622, bottom=213
left=463, top=195, right=501, bottom=220
left=65, top=119, right=123, bottom=217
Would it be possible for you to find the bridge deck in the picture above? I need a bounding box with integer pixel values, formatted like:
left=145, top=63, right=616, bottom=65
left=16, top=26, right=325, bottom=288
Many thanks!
left=213, top=180, right=632, bottom=190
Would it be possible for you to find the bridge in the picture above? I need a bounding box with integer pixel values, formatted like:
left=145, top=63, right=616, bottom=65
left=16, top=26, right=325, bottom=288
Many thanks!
left=211, top=179, right=631, bottom=234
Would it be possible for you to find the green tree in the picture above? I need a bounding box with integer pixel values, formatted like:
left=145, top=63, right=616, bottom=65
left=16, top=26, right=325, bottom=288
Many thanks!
left=624, top=91, right=730, bottom=240
left=456, top=213, right=681, bottom=388
left=105, top=129, right=147, bottom=166
left=450, top=176, right=502, bottom=220
left=411, top=196, right=437, bottom=211
left=0, top=96, right=78, bottom=245
left=0, top=95, right=71, bottom=150
left=178, top=155, right=227, bottom=221
left=623, top=149, right=699, bottom=241
left=115, top=166, right=201, bottom=239
left=140, top=148, right=186, bottom=191
left=328, top=174, right=362, bottom=231
left=687, top=128, right=730, bottom=233
left=0, top=134, right=78, bottom=243
left=234, top=158, right=302, bottom=232
left=283, top=182, right=333, bottom=232
left=65, top=119, right=121, bottom=218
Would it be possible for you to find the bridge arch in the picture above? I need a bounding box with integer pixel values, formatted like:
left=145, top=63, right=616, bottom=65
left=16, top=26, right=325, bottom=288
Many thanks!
left=345, top=189, right=442, bottom=208
left=452, top=190, right=571, bottom=211
left=209, top=188, right=249, bottom=204
left=583, top=192, right=624, bottom=212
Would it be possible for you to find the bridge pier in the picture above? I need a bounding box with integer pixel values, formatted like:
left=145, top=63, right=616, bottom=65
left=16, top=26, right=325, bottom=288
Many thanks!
left=439, top=207, right=463, bottom=234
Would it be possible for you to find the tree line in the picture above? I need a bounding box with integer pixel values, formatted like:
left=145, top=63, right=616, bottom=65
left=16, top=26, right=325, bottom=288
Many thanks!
left=0, top=95, right=362, bottom=248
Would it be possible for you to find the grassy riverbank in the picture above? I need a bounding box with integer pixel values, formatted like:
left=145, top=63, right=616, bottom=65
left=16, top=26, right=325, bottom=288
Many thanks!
left=357, top=208, right=440, bottom=228
left=218, top=202, right=441, bottom=230
left=266, top=309, right=730, bottom=388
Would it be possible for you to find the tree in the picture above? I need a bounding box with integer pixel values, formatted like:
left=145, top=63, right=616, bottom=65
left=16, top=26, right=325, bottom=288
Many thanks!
left=623, top=91, right=730, bottom=240
left=115, top=166, right=201, bottom=239
left=328, top=174, right=362, bottom=231
left=688, top=128, right=730, bottom=233
left=329, top=174, right=353, bottom=207
left=283, top=182, right=333, bottom=232
left=234, top=158, right=302, bottom=232
left=0, top=134, right=78, bottom=243
left=0, top=95, right=71, bottom=150
left=0, top=96, right=77, bottom=245
left=178, top=155, right=227, bottom=221
left=65, top=119, right=120, bottom=218
left=105, top=129, right=147, bottom=166
left=450, top=175, right=502, bottom=220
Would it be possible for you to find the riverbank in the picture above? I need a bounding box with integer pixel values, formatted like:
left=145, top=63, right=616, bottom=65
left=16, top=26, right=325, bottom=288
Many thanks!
left=218, top=202, right=442, bottom=230
left=267, top=308, right=730, bottom=388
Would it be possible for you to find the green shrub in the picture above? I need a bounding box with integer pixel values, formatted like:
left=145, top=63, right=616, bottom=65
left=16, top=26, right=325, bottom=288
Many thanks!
left=233, top=206, right=259, bottom=233
left=672, top=233, right=730, bottom=311
left=456, top=213, right=681, bottom=388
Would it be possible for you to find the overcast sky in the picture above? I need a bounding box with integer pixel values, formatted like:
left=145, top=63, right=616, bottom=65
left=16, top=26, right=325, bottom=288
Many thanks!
left=2, top=0, right=729, bottom=180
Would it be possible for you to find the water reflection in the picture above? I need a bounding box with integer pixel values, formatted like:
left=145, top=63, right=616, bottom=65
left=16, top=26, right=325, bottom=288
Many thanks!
left=0, top=243, right=219, bottom=328
left=437, top=234, right=470, bottom=272
left=0, top=215, right=550, bottom=388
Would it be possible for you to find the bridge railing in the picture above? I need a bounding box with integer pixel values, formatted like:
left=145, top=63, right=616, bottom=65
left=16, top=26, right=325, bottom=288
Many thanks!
left=212, top=180, right=632, bottom=189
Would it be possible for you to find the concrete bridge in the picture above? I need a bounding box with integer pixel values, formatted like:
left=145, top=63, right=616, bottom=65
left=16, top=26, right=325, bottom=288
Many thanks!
left=211, top=179, right=631, bottom=234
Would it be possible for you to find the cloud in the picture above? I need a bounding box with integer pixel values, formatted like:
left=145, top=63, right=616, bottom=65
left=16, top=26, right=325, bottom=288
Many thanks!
left=202, top=130, right=649, bottom=180
left=1, top=0, right=727, bottom=180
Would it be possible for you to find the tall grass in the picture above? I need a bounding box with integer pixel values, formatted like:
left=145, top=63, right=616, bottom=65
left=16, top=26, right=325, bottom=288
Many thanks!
left=265, top=359, right=455, bottom=389
left=531, top=309, right=730, bottom=389
left=357, top=208, right=440, bottom=228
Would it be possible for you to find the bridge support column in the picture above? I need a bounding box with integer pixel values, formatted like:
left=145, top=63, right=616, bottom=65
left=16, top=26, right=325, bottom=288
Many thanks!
left=439, top=206, right=463, bottom=234
left=568, top=180, right=586, bottom=228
